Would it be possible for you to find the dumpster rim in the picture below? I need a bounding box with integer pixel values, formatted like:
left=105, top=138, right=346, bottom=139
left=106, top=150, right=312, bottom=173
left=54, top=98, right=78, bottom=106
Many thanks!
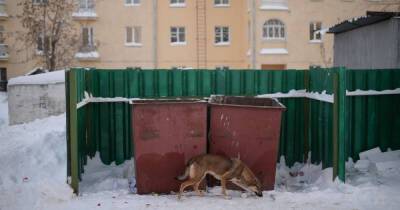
left=131, top=99, right=208, bottom=105
left=208, top=95, right=286, bottom=110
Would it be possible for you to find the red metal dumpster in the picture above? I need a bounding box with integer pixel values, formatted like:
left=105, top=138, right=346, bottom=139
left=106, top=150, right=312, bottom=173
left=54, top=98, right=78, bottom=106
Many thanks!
left=132, top=99, right=207, bottom=194
left=209, top=96, right=286, bottom=190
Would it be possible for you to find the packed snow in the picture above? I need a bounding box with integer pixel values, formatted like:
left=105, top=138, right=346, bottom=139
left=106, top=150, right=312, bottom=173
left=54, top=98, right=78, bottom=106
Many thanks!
left=1, top=94, right=400, bottom=210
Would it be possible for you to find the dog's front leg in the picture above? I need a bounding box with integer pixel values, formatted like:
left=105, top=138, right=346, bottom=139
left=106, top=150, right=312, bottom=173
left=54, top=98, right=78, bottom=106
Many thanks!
left=220, top=178, right=232, bottom=199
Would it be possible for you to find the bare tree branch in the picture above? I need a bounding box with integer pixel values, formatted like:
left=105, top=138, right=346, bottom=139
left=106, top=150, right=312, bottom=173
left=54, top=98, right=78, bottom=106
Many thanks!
left=17, top=0, right=78, bottom=71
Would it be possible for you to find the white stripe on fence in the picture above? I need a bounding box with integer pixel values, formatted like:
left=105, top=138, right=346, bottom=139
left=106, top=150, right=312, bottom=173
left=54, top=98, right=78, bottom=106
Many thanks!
left=76, top=88, right=400, bottom=109
left=346, top=88, right=400, bottom=96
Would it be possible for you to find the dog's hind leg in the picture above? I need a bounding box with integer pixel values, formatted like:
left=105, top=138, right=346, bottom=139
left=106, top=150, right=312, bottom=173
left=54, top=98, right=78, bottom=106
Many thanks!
left=194, top=181, right=204, bottom=196
left=178, top=179, right=198, bottom=199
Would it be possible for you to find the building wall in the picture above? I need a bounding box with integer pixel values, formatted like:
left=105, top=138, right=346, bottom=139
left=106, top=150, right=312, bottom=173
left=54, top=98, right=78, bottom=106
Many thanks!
left=252, top=0, right=399, bottom=69
left=333, top=18, right=399, bottom=69
left=1, top=0, right=400, bottom=80
left=7, top=82, right=65, bottom=124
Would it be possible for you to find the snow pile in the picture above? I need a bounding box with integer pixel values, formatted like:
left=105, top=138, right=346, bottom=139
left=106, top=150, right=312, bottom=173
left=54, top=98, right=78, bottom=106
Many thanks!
left=356, top=147, right=400, bottom=173
left=7, top=70, right=65, bottom=86
left=0, top=114, right=73, bottom=210
left=1, top=88, right=400, bottom=209
left=80, top=155, right=135, bottom=194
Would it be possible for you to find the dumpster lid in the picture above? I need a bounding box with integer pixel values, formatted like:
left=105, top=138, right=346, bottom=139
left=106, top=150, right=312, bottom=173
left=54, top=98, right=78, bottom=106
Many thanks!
left=131, top=98, right=208, bottom=105
left=209, top=95, right=286, bottom=110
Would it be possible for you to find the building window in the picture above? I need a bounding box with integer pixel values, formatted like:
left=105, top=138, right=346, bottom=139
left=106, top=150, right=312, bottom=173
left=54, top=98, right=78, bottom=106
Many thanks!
left=78, top=0, right=95, bottom=11
left=263, top=19, right=285, bottom=40
left=32, top=0, right=48, bottom=5
left=310, top=22, right=322, bottom=42
left=260, top=0, right=288, bottom=10
left=0, top=25, right=4, bottom=44
left=215, top=26, right=230, bottom=45
left=125, top=0, right=140, bottom=6
left=216, top=66, right=229, bottom=70
left=37, top=33, right=51, bottom=53
left=170, top=0, right=185, bottom=7
left=80, top=26, right=95, bottom=52
left=170, top=27, right=186, bottom=45
left=0, top=68, right=6, bottom=91
left=126, top=26, right=142, bottom=46
left=214, top=0, right=229, bottom=6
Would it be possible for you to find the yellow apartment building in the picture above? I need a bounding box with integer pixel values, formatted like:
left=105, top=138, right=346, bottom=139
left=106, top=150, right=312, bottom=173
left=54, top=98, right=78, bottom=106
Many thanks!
left=0, top=0, right=399, bottom=88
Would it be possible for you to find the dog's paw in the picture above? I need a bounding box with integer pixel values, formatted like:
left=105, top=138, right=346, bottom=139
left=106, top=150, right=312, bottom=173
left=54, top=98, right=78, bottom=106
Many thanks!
left=224, top=195, right=232, bottom=200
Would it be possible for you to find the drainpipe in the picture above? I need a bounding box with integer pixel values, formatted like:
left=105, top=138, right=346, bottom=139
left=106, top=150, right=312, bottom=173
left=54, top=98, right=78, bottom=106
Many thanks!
left=251, top=0, right=257, bottom=69
left=152, top=0, right=158, bottom=68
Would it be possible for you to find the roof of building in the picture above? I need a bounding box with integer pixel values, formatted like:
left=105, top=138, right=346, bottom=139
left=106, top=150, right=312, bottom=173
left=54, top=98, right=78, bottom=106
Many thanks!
left=328, top=11, right=399, bottom=34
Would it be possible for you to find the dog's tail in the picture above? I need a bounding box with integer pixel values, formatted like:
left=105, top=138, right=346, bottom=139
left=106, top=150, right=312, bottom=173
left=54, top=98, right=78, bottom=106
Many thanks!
left=175, top=165, right=190, bottom=181
left=176, top=156, right=198, bottom=181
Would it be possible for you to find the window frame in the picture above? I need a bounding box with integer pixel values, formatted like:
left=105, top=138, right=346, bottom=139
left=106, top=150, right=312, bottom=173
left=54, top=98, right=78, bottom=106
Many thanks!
left=125, top=0, right=141, bottom=7
left=170, top=26, right=186, bottom=46
left=214, top=26, right=230, bottom=45
left=262, top=19, right=286, bottom=41
left=309, top=21, right=322, bottom=43
left=214, top=0, right=230, bottom=7
left=32, top=0, right=48, bottom=5
left=82, top=26, right=94, bottom=47
left=170, top=0, right=186, bottom=7
left=125, top=26, right=143, bottom=47
left=78, top=0, right=95, bottom=10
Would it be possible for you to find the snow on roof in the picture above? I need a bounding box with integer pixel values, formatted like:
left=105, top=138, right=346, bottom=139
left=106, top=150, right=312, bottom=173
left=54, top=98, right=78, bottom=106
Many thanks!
left=260, top=48, right=288, bottom=55
left=72, top=11, right=98, bottom=18
left=259, top=5, right=289, bottom=10
left=8, top=70, right=65, bottom=86
left=75, top=51, right=100, bottom=60
left=328, top=11, right=397, bottom=34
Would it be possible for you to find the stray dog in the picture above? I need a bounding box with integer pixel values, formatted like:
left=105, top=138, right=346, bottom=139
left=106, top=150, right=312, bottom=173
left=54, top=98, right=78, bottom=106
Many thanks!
left=176, top=154, right=263, bottom=199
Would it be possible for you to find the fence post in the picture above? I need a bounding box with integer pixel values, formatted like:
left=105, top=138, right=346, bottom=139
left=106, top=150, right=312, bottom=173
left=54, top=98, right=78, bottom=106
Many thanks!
left=68, top=69, right=79, bottom=194
left=304, top=70, right=310, bottom=162
left=333, top=67, right=346, bottom=182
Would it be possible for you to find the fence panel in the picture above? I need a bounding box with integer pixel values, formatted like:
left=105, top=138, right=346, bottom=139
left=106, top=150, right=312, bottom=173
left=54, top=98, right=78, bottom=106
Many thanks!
left=308, top=69, right=335, bottom=168
left=69, top=68, right=400, bottom=190
left=345, top=69, right=400, bottom=161
left=78, top=69, right=308, bottom=168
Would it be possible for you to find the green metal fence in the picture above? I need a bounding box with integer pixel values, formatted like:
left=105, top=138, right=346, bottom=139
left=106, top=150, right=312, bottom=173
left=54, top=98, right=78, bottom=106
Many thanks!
left=66, top=68, right=400, bottom=194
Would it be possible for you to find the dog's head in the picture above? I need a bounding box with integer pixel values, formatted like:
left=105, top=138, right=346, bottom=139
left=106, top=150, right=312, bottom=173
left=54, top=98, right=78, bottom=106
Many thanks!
left=242, top=167, right=263, bottom=197
left=248, top=177, right=263, bottom=197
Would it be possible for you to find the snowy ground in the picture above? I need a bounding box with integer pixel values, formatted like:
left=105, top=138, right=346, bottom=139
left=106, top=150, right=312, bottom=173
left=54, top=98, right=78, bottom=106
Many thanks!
left=1, top=92, right=400, bottom=210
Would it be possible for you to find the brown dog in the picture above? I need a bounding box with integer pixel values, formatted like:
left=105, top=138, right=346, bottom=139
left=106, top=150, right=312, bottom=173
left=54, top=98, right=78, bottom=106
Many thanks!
left=176, top=154, right=263, bottom=199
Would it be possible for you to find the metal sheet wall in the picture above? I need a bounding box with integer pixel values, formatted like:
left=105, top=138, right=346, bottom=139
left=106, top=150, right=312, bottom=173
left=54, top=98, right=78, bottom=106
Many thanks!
left=345, top=69, right=400, bottom=161
left=81, top=69, right=307, bottom=168
left=67, top=68, right=400, bottom=191
left=308, top=69, right=335, bottom=168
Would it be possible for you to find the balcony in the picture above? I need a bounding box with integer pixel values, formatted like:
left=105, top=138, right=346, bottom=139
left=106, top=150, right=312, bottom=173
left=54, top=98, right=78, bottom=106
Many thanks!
left=0, top=44, right=8, bottom=60
left=0, top=4, right=8, bottom=20
left=75, top=45, right=100, bottom=61
left=260, top=0, right=289, bottom=11
left=72, top=8, right=97, bottom=20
